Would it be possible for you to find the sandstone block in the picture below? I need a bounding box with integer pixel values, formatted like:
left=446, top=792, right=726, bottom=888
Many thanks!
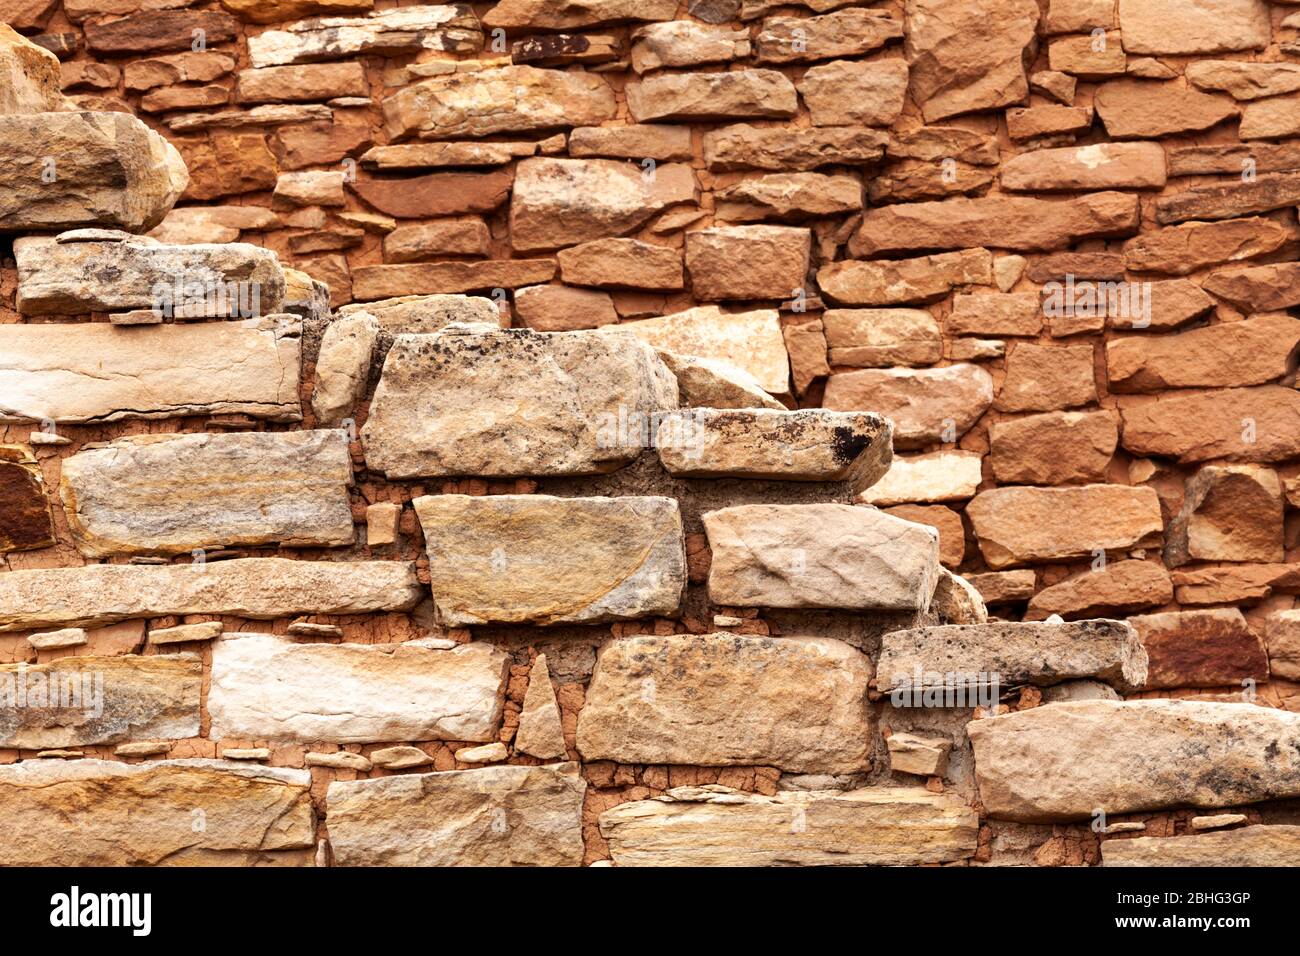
left=484, top=0, right=676, bottom=29
left=1104, top=826, right=1300, bottom=867
left=1026, top=560, right=1173, bottom=621
left=824, top=308, right=942, bottom=366
left=1122, top=217, right=1292, bottom=275
left=1164, top=464, right=1284, bottom=566
left=819, top=249, right=994, bottom=306
left=1117, top=0, right=1270, bottom=55
left=989, top=411, right=1117, bottom=485
left=715, top=172, right=863, bottom=222
left=996, top=342, right=1096, bottom=412
left=703, top=124, right=888, bottom=171
left=823, top=364, right=993, bottom=448
left=1000, top=143, right=1167, bottom=192
left=1095, top=79, right=1238, bottom=138
left=796, top=58, right=908, bottom=127
left=755, top=7, right=902, bottom=63
left=685, top=225, right=810, bottom=301
left=1118, top=386, right=1300, bottom=463
left=1266, top=610, right=1300, bottom=682
left=557, top=238, right=683, bottom=290
left=516, top=654, right=566, bottom=760
left=1130, top=608, right=1268, bottom=689
left=858, top=450, right=983, bottom=506
left=627, top=69, right=797, bottom=122
left=0, top=445, right=55, bottom=553
left=312, top=311, right=378, bottom=426
left=248, top=5, right=482, bottom=67
left=1155, top=174, right=1300, bottom=225
left=656, top=350, right=784, bottom=411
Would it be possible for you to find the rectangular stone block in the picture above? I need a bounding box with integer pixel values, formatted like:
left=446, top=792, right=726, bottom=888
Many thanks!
left=1103, top=825, right=1300, bottom=866
left=208, top=634, right=508, bottom=744
left=600, top=786, right=978, bottom=866
left=414, top=494, right=685, bottom=625
left=968, top=700, right=1300, bottom=821
left=577, top=633, right=873, bottom=773
left=248, top=5, right=482, bottom=67
left=0, top=317, right=302, bottom=424
left=326, top=762, right=586, bottom=866
left=361, top=326, right=677, bottom=479
left=0, top=759, right=314, bottom=866
left=0, top=653, right=201, bottom=748
left=0, top=558, right=423, bottom=632
left=0, top=444, right=55, bottom=553
left=59, top=430, right=355, bottom=557
left=703, top=503, right=939, bottom=611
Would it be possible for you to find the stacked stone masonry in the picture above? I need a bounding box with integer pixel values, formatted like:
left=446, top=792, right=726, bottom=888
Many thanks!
left=0, top=0, right=1299, bottom=867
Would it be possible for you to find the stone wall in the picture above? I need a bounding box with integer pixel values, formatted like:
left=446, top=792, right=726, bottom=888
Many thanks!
left=1, top=0, right=1300, bottom=867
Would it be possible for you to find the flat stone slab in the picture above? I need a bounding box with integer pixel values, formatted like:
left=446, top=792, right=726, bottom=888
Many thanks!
left=968, top=700, right=1300, bottom=822
left=0, top=653, right=201, bottom=749
left=1103, top=825, right=1300, bottom=866
left=703, top=503, right=939, bottom=610
left=599, top=785, right=978, bottom=866
left=0, top=558, right=423, bottom=632
left=248, top=5, right=482, bottom=67
left=361, top=326, right=677, bottom=479
left=0, top=444, right=55, bottom=553
left=0, top=316, right=302, bottom=424
left=208, top=634, right=508, bottom=744
left=59, top=430, right=355, bottom=557
left=326, top=762, right=586, bottom=866
left=414, top=494, right=685, bottom=625
left=654, top=408, right=892, bottom=491
left=0, top=758, right=314, bottom=866
left=577, top=633, right=874, bottom=774
left=14, top=233, right=285, bottom=316
left=877, top=620, right=1148, bottom=696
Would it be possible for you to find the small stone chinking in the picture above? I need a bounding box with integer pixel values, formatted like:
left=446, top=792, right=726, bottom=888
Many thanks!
left=0, top=0, right=1298, bottom=869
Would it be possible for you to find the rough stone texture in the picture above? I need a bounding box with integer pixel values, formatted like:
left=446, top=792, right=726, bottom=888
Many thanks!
left=968, top=700, right=1300, bottom=822
left=0, top=444, right=55, bottom=553
left=0, top=654, right=201, bottom=749
left=989, top=411, right=1117, bottom=485
left=796, top=59, right=909, bottom=128
left=415, top=494, right=685, bottom=625
left=703, top=503, right=939, bottom=611
left=1201, top=263, right=1300, bottom=312
left=1156, top=174, right=1300, bottom=225
left=601, top=786, right=978, bottom=866
left=1122, top=217, right=1292, bottom=275
left=248, top=5, right=482, bottom=67
left=577, top=633, right=873, bottom=773
left=0, top=559, right=422, bottom=632
left=1025, top=560, right=1173, bottom=621
left=614, top=307, right=790, bottom=395
left=1267, top=610, right=1300, bottom=682
left=656, top=350, right=784, bottom=410
left=877, top=619, right=1148, bottom=695
left=326, top=763, right=587, bottom=867
left=704, top=124, right=888, bottom=171
left=996, top=343, right=1097, bottom=412
left=627, top=69, right=797, bottom=122
left=655, top=408, right=892, bottom=491
left=824, top=308, right=942, bottom=366
left=685, top=225, right=811, bottom=301
left=362, top=326, right=677, bottom=478
left=858, top=450, right=983, bottom=506
left=0, top=317, right=302, bottom=424
left=967, top=485, right=1163, bottom=569
left=1118, top=386, right=1300, bottom=463
left=1095, top=79, right=1238, bottom=139
left=1, top=22, right=70, bottom=113
left=0, top=759, right=314, bottom=866
left=1117, top=0, right=1271, bottom=55
left=208, top=634, right=508, bottom=744
left=516, top=654, right=566, bottom=760
left=1000, top=143, right=1167, bottom=192
left=1165, top=464, right=1284, bottom=566
left=312, top=311, right=378, bottom=426
left=1108, top=315, right=1300, bottom=393
left=59, top=430, right=355, bottom=557
left=819, top=249, right=994, bottom=306
left=1130, top=608, right=1269, bottom=689
left=823, top=364, right=994, bottom=448
left=1103, top=826, right=1300, bottom=867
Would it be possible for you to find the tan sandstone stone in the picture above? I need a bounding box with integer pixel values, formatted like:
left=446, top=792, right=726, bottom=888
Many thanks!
left=1165, top=464, right=1284, bottom=566
left=1104, top=826, right=1300, bottom=866
left=685, top=225, right=811, bottom=301
left=1025, top=560, right=1173, bottom=621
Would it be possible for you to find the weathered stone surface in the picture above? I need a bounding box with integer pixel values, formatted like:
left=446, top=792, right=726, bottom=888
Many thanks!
left=868, top=158, right=995, bottom=204
left=150, top=621, right=223, bottom=645
left=557, top=238, right=683, bottom=290
left=0, top=654, right=200, bottom=749
left=1165, top=464, right=1283, bottom=566
left=1170, top=563, right=1300, bottom=606
left=0, top=22, right=69, bottom=113
left=415, top=494, right=684, bottom=625
left=967, top=485, right=1163, bottom=568
left=1000, top=143, right=1167, bottom=192
left=0, top=445, right=55, bottom=553
left=878, top=619, right=1147, bottom=694
left=510, top=157, right=694, bottom=251
left=380, top=217, right=492, bottom=260
left=516, top=654, right=566, bottom=760
left=0, top=759, right=314, bottom=866
left=1047, top=31, right=1125, bottom=79
left=1123, top=217, right=1293, bottom=275
left=968, top=699, right=1300, bottom=821
left=27, top=627, right=86, bottom=650
left=715, top=172, right=862, bottom=222
left=124, top=50, right=235, bottom=91
left=1094, top=79, right=1237, bottom=139
left=1155, top=174, right=1300, bottom=226
left=851, top=193, right=1140, bottom=257
left=615, top=306, right=790, bottom=395
left=1201, top=263, right=1300, bottom=312
left=996, top=342, right=1096, bottom=412
left=237, top=62, right=366, bottom=103
left=578, top=633, right=873, bottom=773
left=1168, top=143, right=1300, bottom=177
left=966, top=569, right=1037, bottom=605
left=656, top=408, right=892, bottom=490
left=484, top=0, right=674, bottom=28
left=370, top=746, right=431, bottom=770
left=340, top=293, right=500, bottom=331
left=903, top=0, right=1039, bottom=122
left=249, top=5, right=481, bottom=67
left=1240, top=94, right=1300, bottom=140
left=627, top=69, right=797, bottom=122
left=703, top=123, right=888, bottom=171
left=347, top=169, right=510, bottom=220
left=312, top=311, right=378, bottom=426
left=685, top=225, right=810, bottom=301
left=15, top=234, right=284, bottom=316
left=819, top=248, right=993, bottom=306
left=822, top=364, right=993, bottom=448
left=756, top=8, right=901, bottom=63
left=209, top=634, right=507, bottom=744
left=59, top=430, right=354, bottom=558
left=383, top=65, right=613, bottom=140
left=1109, top=314, right=1300, bottom=394
left=352, top=259, right=558, bottom=299
left=85, top=9, right=239, bottom=54
left=569, top=123, right=693, bottom=161
left=1130, top=608, right=1268, bottom=689
left=630, top=20, right=748, bottom=71
left=1187, top=61, right=1300, bottom=100
left=1119, top=386, right=1300, bottom=463
left=601, top=785, right=978, bottom=866
left=797, top=58, right=908, bottom=127
left=361, top=140, right=534, bottom=170
left=1104, top=826, right=1300, bottom=867
left=947, top=292, right=1042, bottom=337
left=1006, top=104, right=1094, bottom=141
left=0, top=112, right=186, bottom=233
left=327, top=763, right=585, bottom=866
left=362, top=326, right=676, bottom=478
left=1025, top=560, right=1173, bottom=621
left=1117, top=0, right=1270, bottom=55
left=0, top=317, right=302, bottom=425
left=0, top=558, right=422, bottom=632
left=219, top=0, right=375, bottom=24
left=515, top=284, right=617, bottom=331
left=824, top=308, right=942, bottom=366
left=656, top=350, right=784, bottom=410
left=859, top=450, right=983, bottom=506
left=703, top=503, right=939, bottom=610
left=1267, top=610, right=1300, bottom=682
